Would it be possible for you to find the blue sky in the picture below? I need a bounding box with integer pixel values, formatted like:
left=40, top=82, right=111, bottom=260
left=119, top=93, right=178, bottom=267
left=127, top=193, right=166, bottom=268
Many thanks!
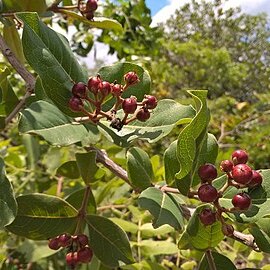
left=145, top=0, right=168, bottom=15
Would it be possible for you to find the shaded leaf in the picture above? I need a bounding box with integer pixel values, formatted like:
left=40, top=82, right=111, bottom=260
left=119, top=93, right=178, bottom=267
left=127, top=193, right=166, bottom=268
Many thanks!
left=7, top=194, right=78, bottom=240
left=86, top=215, right=134, bottom=267
left=127, top=147, right=153, bottom=189
left=138, top=187, right=184, bottom=231
left=57, top=161, right=80, bottom=179
left=0, top=158, right=17, bottom=228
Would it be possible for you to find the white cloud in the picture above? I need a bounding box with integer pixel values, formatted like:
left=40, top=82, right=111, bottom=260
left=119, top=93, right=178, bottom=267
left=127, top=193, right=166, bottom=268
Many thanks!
left=151, top=0, right=270, bottom=26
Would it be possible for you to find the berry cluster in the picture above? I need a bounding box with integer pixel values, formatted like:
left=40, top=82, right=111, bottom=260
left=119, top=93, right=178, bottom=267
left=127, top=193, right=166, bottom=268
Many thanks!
left=79, top=0, right=98, bottom=20
left=48, top=233, right=93, bottom=268
left=69, top=71, right=158, bottom=131
left=197, top=149, right=263, bottom=235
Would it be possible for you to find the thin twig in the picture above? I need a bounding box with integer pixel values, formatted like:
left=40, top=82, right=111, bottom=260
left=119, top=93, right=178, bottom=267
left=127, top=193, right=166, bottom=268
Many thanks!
left=0, top=33, right=36, bottom=126
left=205, top=250, right=217, bottom=270
left=97, top=204, right=127, bottom=212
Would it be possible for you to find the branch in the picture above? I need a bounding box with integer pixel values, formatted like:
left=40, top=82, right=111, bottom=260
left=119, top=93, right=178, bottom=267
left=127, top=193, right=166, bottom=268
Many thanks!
left=0, top=33, right=36, bottom=126
left=232, top=230, right=259, bottom=251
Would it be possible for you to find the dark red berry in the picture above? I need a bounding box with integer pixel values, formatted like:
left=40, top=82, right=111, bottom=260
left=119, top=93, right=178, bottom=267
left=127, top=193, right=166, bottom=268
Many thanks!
left=58, top=233, right=72, bottom=247
left=232, top=149, right=248, bottom=165
left=248, top=170, right=263, bottom=188
left=122, top=97, right=137, bottom=114
left=88, top=76, right=102, bottom=94
left=232, top=164, right=253, bottom=184
left=144, top=95, right=158, bottom=109
left=111, top=84, right=122, bottom=96
left=85, top=11, right=94, bottom=20
left=136, top=108, right=150, bottom=122
left=68, top=96, right=83, bottom=112
left=198, top=163, right=218, bottom=182
left=124, top=71, right=139, bottom=86
left=48, top=237, right=60, bottom=250
left=220, top=160, right=234, bottom=173
left=199, top=208, right=216, bottom=226
left=86, top=0, right=98, bottom=11
left=198, top=184, right=218, bottom=203
left=222, top=223, right=234, bottom=236
left=77, top=247, right=93, bottom=263
left=72, top=82, right=87, bottom=98
left=66, top=252, right=79, bottom=267
left=100, top=81, right=111, bottom=96
left=232, top=193, right=251, bottom=210
left=77, top=234, right=89, bottom=247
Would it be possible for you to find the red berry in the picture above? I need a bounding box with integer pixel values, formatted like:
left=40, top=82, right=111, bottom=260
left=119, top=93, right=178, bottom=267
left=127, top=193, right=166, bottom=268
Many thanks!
left=198, top=184, right=218, bottom=203
left=199, top=208, right=216, bottom=226
left=248, top=170, right=263, bottom=188
left=86, top=0, right=98, bottom=11
left=198, top=163, right=218, bottom=182
left=100, top=81, right=111, bottom=96
left=68, top=96, right=83, bottom=112
left=72, top=82, right=87, bottom=98
left=144, top=95, right=158, bottom=109
left=136, top=108, right=150, bottom=122
left=88, top=76, right=102, bottom=94
left=220, top=160, right=234, bottom=173
left=66, top=252, right=79, bottom=267
left=122, top=97, right=137, bottom=114
left=232, top=149, right=248, bottom=165
left=111, top=84, right=123, bottom=96
left=48, top=237, right=60, bottom=250
left=124, top=71, right=139, bottom=86
left=77, top=234, right=89, bottom=247
left=78, top=247, right=93, bottom=263
left=232, top=164, right=253, bottom=184
left=232, top=193, right=251, bottom=210
left=85, top=11, right=94, bottom=20
left=58, top=233, right=72, bottom=247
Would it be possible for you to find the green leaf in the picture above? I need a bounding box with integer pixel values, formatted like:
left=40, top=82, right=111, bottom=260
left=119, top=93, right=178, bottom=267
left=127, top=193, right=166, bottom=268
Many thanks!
left=126, top=147, right=153, bottom=189
left=7, top=194, right=78, bottom=240
left=16, top=12, right=87, bottom=116
left=56, top=161, right=80, bottom=179
left=250, top=225, right=270, bottom=253
left=198, top=251, right=236, bottom=270
left=140, top=223, right=174, bottom=238
left=19, top=101, right=92, bottom=146
left=138, top=187, right=184, bottom=231
left=109, top=218, right=138, bottom=234
left=86, top=215, right=134, bottom=267
left=98, top=99, right=195, bottom=147
left=219, top=170, right=270, bottom=223
left=0, top=158, right=17, bottom=228
left=176, top=90, right=210, bottom=195
left=66, top=188, right=96, bottom=214
left=22, top=134, right=40, bottom=169
left=182, top=205, right=224, bottom=250
left=76, top=151, right=102, bottom=184
left=18, top=0, right=47, bottom=13
left=57, top=10, right=123, bottom=32
left=136, top=240, right=178, bottom=256
left=121, top=261, right=167, bottom=270
left=3, top=20, right=24, bottom=63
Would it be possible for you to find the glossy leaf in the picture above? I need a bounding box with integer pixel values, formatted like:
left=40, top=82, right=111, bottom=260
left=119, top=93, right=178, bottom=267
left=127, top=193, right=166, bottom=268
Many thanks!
left=219, top=170, right=270, bottom=223
left=138, top=187, right=184, bottom=231
left=127, top=147, right=153, bottom=189
left=16, top=12, right=87, bottom=116
left=98, top=99, right=195, bottom=147
left=198, top=251, right=236, bottom=270
left=76, top=151, right=102, bottom=184
left=176, top=90, right=210, bottom=195
left=181, top=205, right=223, bottom=250
left=19, top=101, right=94, bottom=146
left=58, top=10, right=123, bottom=32
left=0, top=158, right=17, bottom=228
left=66, top=188, right=96, bottom=214
left=7, top=194, right=78, bottom=240
left=86, top=215, right=134, bottom=267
